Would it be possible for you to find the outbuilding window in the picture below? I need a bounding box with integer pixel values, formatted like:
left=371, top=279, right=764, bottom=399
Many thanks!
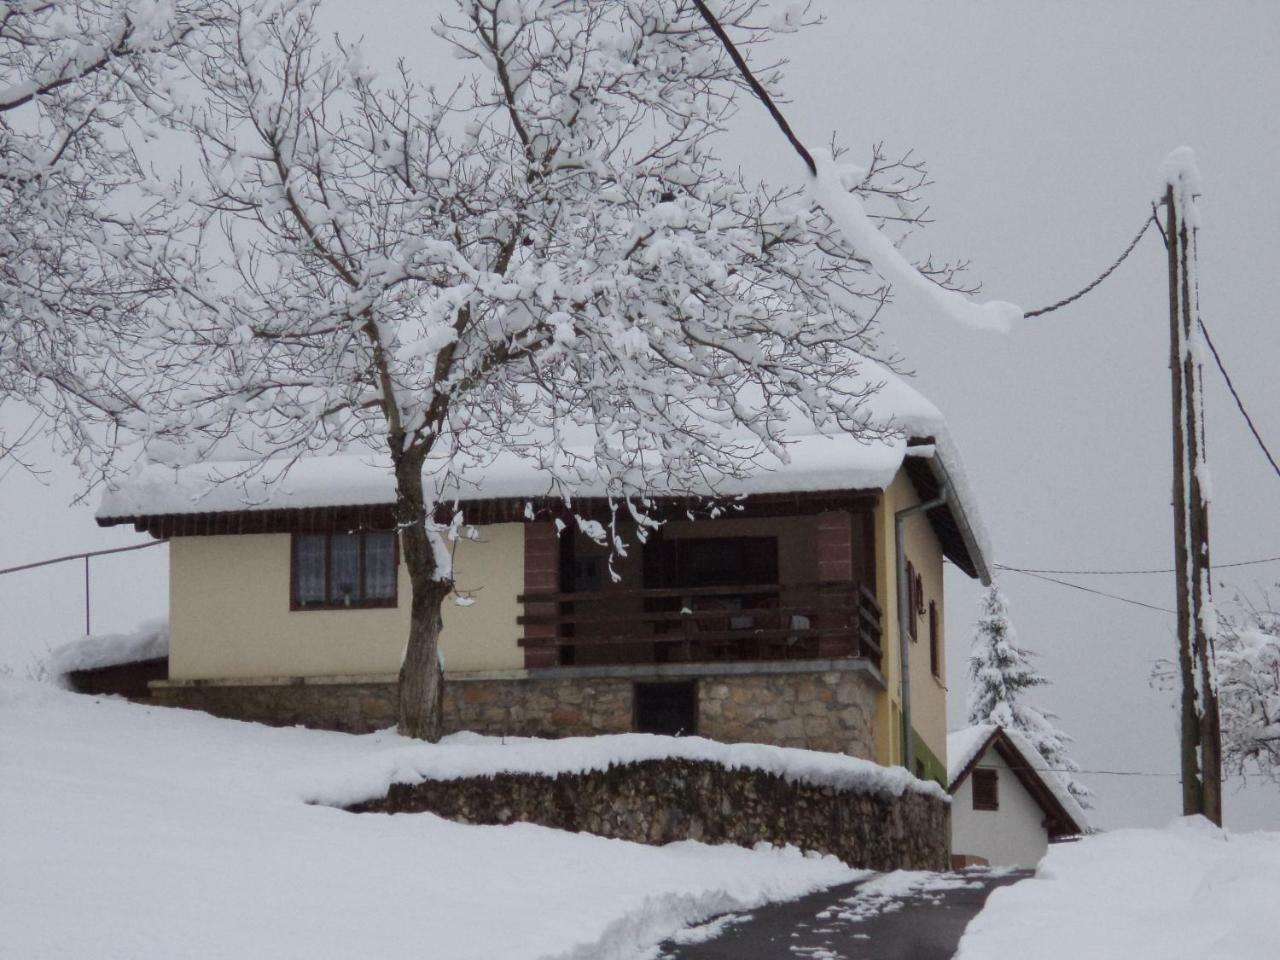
left=972, top=768, right=999, bottom=811
left=292, top=531, right=398, bottom=610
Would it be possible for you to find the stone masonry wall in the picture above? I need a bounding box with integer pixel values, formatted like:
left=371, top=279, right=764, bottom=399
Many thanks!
left=150, top=678, right=398, bottom=733
left=349, top=757, right=950, bottom=871
left=149, top=666, right=879, bottom=759
left=698, top=671, right=876, bottom=758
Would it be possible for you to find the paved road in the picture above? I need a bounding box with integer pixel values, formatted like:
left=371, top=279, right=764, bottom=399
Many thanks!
left=659, top=869, right=1030, bottom=960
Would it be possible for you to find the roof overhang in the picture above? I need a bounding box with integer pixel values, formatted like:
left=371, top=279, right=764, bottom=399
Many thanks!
left=97, top=489, right=882, bottom=537
left=903, top=438, right=991, bottom=584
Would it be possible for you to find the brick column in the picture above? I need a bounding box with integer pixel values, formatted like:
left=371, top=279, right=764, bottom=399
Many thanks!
left=815, top=510, right=854, bottom=657
left=522, top=522, right=561, bottom=668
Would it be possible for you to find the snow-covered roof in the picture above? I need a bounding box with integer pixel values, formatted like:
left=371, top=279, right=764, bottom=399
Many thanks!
left=947, top=724, right=1089, bottom=835
left=96, top=366, right=991, bottom=580
left=98, top=433, right=915, bottom=518
left=45, top=620, right=169, bottom=676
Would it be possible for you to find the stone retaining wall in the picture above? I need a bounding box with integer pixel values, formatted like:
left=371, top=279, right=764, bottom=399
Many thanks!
left=349, top=757, right=950, bottom=871
left=149, top=664, right=880, bottom=758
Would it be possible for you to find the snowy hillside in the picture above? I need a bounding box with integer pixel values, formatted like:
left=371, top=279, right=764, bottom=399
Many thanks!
left=0, top=681, right=862, bottom=960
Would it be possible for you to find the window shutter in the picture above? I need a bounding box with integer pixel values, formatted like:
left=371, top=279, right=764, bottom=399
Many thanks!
left=973, top=768, right=999, bottom=811
left=906, top=560, right=918, bottom=641
left=929, top=601, right=940, bottom=677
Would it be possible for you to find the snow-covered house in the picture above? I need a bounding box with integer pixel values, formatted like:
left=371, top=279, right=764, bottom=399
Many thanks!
left=96, top=375, right=990, bottom=781
left=947, top=724, right=1088, bottom=868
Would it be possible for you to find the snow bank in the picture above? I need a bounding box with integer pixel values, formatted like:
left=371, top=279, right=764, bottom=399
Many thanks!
left=44, top=619, right=168, bottom=676
left=956, top=817, right=1280, bottom=960
left=294, top=730, right=947, bottom=810
left=0, top=680, right=864, bottom=960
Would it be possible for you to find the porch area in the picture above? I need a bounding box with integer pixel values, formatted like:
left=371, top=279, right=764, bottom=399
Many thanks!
left=518, top=505, right=884, bottom=673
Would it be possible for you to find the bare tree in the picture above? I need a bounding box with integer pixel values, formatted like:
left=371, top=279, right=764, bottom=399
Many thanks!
left=0, top=0, right=209, bottom=475
left=132, top=0, right=971, bottom=740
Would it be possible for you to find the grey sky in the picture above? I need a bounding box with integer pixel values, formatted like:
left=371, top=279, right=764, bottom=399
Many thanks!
left=3, top=0, right=1278, bottom=830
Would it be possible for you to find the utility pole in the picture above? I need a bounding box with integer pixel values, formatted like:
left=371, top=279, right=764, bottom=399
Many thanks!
left=1163, top=150, right=1223, bottom=824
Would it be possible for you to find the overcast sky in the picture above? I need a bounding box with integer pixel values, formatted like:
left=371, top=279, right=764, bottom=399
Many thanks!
left=2, top=0, right=1278, bottom=831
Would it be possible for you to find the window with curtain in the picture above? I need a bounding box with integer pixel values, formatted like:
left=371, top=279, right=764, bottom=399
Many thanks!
left=292, top=531, right=399, bottom=609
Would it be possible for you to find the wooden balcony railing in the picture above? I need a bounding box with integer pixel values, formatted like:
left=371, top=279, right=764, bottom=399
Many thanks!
left=517, top=580, right=882, bottom=670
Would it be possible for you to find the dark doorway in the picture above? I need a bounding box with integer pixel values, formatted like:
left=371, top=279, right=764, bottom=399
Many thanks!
left=634, top=681, right=698, bottom=736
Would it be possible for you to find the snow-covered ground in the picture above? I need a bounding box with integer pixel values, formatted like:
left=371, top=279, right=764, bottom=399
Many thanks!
left=0, top=680, right=864, bottom=960
left=956, top=817, right=1280, bottom=960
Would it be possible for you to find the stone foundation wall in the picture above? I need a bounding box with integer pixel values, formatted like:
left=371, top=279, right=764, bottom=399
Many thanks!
left=148, top=663, right=880, bottom=758
left=150, top=677, right=398, bottom=733
left=699, top=671, right=875, bottom=756
left=350, top=757, right=950, bottom=871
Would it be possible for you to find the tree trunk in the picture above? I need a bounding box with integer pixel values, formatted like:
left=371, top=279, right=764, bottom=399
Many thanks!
left=393, top=451, right=451, bottom=741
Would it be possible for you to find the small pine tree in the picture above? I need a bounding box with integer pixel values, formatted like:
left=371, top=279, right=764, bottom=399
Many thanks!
left=967, top=582, right=1093, bottom=809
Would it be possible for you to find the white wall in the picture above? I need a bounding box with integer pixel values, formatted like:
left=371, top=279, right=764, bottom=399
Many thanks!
left=950, top=746, right=1051, bottom=868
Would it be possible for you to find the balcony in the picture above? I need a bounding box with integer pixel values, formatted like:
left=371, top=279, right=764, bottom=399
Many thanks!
left=518, top=580, right=882, bottom=670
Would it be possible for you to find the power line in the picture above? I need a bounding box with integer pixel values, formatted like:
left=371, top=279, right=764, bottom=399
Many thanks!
left=996, top=554, right=1280, bottom=577
left=689, top=0, right=815, bottom=175
left=1197, top=316, right=1280, bottom=482
left=999, top=568, right=1176, bottom=614
left=1023, top=215, right=1157, bottom=318
left=692, top=0, right=1154, bottom=323
left=1002, top=765, right=1181, bottom=778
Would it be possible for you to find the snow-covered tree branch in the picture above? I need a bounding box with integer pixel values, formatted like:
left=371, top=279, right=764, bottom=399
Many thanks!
left=0, top=0, right=213, bottom=475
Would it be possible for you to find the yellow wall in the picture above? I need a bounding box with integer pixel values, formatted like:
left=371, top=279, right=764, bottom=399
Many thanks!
left=168, top=525, right=525, bottom=680
left=871, top=472, right=947, bottom=772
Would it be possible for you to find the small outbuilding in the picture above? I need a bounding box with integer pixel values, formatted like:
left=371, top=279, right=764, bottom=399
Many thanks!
left=947, top=723, right=1088, bottom=868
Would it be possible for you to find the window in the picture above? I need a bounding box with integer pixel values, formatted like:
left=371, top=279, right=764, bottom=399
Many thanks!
left=929, top=601, right=941, bottom=678
left=972, top=768, right=999, bottom=811
left=292, top=531, right=398, bottom=610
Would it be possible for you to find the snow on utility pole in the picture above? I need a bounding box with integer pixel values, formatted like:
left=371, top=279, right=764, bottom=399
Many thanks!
left=1163, top=149, right=1223, bottom=824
